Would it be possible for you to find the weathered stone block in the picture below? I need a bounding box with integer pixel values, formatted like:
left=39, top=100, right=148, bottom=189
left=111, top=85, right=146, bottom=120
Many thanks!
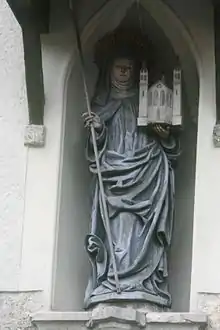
left=0, top=291, right=43, bottom=330
left=24, top=125, right=46, bottom=147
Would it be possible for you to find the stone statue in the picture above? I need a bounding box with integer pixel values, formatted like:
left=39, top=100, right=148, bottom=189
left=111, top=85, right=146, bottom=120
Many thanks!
left=83, top=30, right=180, bottom=309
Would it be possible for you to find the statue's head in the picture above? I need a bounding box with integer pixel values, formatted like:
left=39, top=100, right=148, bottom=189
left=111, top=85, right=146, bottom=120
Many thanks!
left=94, top=29, right=152, bottom=94
left=111, top=58, right=135, bottom=84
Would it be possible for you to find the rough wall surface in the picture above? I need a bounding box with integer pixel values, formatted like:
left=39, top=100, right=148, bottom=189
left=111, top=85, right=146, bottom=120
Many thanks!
left=197, top=293, right=220, bottom=330
left=0, top=292, right=43, bottom=330
left=0, top=0, right=28, bottom=290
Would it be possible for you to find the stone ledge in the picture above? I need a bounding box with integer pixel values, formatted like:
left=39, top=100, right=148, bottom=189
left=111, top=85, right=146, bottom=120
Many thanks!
left=145, top=312, right=207, bottom=323
left=33, top=311, right=91, bottom=322
left=32, top=310, right=208, bottom=330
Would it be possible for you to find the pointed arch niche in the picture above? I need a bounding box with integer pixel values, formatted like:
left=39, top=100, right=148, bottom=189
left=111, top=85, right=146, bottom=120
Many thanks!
left=51, top=0, right=199, bottom=313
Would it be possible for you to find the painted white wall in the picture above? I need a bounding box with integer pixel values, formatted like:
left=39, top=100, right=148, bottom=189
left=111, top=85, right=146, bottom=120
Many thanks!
left=159, top=0, right=220, bottom=312
left=0, top=0, right=28, bottom=291
left=187, top=2, right=220, bottom=310
left=18, top=34, right=75, bottom=308
left=0, top=0, right=75, bottom=309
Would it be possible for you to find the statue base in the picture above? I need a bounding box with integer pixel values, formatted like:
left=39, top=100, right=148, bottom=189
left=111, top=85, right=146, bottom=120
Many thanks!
left=33, top=307, right=207, bottom=330
left=90, top=301, right=169, bottom=314
left=87, top=303, right=162, bottom=330
left=85, top=291, right=171, bottom=310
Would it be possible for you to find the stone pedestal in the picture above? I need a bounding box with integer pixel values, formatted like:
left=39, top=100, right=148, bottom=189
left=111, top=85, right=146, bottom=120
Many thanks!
left=89, top=302, right=169, bottom=314
left=33, top=307, right=207, bottom=330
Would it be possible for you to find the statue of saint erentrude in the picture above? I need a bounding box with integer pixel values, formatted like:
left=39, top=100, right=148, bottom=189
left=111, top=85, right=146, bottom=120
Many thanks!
left=83, top=30, right=180, bottom=309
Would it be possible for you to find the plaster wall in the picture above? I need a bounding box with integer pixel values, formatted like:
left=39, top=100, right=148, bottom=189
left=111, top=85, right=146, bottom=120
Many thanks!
left=0, top=291, right=43, bottom=330
left=159, top=0, right=220, bottom=314
left=0, top=0, right=28, bottom=291
left=18, top=34, right=74, bottom=309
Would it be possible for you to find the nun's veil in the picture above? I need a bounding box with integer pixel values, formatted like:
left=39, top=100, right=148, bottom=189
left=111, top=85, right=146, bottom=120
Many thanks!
left=91, top=28, right=151, bottom=106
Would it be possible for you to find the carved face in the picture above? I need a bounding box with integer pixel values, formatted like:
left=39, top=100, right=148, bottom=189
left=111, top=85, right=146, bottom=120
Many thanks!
left=111, top=58, right=134, bottom=83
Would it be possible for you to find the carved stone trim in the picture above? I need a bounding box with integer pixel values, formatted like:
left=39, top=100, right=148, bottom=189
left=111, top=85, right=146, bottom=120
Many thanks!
left=213, top=123, right=220, bottom=147
left=24, top=125, right=46, bottom=147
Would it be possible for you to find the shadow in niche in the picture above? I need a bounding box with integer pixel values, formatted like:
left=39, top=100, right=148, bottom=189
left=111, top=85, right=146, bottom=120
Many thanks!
left=52, top=1, right=199, bottom=313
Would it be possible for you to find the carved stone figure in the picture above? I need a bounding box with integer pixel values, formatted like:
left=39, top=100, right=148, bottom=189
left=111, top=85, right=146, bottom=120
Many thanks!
left=83, top=30, right=180, bottom=309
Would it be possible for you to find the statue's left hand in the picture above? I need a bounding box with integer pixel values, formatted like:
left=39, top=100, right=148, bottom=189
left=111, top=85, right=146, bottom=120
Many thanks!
left=153, top=124, right=170, bottom=139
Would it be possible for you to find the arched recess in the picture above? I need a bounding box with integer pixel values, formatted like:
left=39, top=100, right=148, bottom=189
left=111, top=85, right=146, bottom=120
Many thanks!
left=52, top=0, right=200, bottom=313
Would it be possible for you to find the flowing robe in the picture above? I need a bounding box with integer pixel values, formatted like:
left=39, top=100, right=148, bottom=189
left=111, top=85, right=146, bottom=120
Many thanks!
left=84, top=88, right=180, bottom=308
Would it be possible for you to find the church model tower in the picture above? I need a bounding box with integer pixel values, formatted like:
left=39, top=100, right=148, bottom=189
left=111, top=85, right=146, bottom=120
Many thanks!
left=137, top=67, right=182, bottom=127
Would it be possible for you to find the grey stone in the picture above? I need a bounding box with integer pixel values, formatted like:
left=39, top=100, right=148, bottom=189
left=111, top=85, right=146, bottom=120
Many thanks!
left=213, top=123, right=220, bottom=147
left=24, top=125, right=46, bottom=147
left=89, top=305, right=146, bottom=328
left=0, top=291, right=43, bottom=330
left=197, top=293, right=220, bottom=329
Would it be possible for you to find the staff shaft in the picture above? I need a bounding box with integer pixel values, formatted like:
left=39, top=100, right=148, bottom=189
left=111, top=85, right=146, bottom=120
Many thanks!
left=70, top=2, right=121, bottom=294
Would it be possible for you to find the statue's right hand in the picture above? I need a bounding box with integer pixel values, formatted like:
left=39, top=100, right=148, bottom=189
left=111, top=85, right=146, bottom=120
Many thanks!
left=82, top=112, right=102, bottom=131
